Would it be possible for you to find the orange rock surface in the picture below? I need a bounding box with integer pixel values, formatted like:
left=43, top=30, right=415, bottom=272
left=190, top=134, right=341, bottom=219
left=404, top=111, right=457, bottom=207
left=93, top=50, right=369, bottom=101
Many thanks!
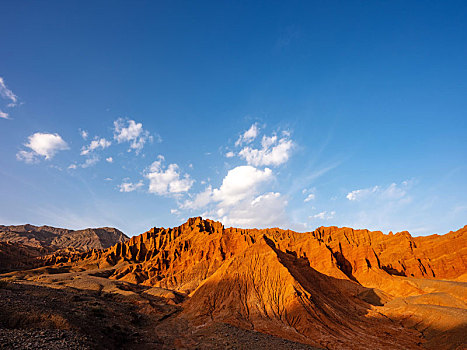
left=42, top=217, right=466, bottom=349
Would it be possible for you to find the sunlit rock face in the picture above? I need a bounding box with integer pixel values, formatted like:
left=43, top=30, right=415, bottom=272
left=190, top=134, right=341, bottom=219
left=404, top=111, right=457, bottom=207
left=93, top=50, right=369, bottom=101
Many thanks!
left=38, top=217, right=466, bottom=349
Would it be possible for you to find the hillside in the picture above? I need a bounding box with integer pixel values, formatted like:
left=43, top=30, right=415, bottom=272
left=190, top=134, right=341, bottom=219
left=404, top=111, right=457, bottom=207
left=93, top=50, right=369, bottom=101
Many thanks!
left=0, top=224, right=128, bottom=271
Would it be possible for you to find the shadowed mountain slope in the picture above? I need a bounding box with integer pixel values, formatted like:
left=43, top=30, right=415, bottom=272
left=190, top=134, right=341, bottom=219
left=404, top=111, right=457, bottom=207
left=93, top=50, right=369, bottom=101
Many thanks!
left=0, top=224, right=129, bottom=271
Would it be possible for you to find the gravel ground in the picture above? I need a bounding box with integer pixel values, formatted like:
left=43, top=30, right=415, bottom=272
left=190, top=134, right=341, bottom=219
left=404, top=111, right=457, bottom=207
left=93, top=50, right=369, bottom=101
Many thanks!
left=0, top=329, right=91, bottom=350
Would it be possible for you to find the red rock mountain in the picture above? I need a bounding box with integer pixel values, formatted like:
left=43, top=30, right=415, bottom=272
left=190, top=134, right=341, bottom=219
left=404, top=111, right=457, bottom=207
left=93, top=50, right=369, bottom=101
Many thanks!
left=44, top=217, right=467, bottom=349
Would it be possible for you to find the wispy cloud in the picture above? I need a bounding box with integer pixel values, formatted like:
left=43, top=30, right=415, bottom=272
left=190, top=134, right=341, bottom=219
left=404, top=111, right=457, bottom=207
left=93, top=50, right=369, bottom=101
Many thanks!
left=346, top=186, right=379, bottom=201
left=0, top=111, right=10, bottom=120
left=0, top=77, right=18, bottom=107
left=310, top=211, right=335, bottom=220
left=275, top=25, right=300, bottom=50
left=304, top=193, right=315, bottom=202
left=79, top=129, right=89, bottom=140
left=119, top=180, right=144, bottom=193
left=346, top=181, right=411, bottom=202
left=235, top=123, right=259, bottom=147
left=80, top=156, right=99, bottom=168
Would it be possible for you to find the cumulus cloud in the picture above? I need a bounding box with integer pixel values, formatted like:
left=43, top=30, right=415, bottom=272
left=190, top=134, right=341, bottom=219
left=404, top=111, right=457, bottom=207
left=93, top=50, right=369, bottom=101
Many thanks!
left=145, top=155, right=194, bottom=196
left=182, top=185, right=214, bottom=209
left=0, top=77, right=18, bottom=107
left=225, top=151, right=235, bottom=158
left=113, top=118, right=152, bottom=153
left=183, top=166, right=272, bottom=208
left=80, top=137, right=111, bottom=155
left=235, top=123, right=258, bottom=146
left=0, top=111, right=9, bottom=119
left=212, top=166, right=273, bottom=206
left=68, top=164, right=77, bottom=170
left=106, top=157, right=113, bottom=163
left=238, top=133, right=294, bottom=167
left=219, top=192, right=287, bottom=228
left=182, top=165, right=287, bottom=228
left=119, top=180, right=144, bottom=193
left=16, top=132, right=69, bottom=163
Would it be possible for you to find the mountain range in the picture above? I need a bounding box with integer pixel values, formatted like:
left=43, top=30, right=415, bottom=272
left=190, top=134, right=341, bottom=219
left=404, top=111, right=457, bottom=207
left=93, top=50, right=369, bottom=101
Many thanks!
left=0, top=218, right=465, bottom=349
left=0, top=224, right=128, bottom=272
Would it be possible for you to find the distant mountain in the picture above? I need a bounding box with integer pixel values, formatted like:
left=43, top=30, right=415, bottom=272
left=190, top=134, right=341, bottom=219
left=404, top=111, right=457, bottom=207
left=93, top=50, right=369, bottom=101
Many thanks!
left=39, top=217, right=466, bottom=349
left=0, top=224, right=128, bottom=271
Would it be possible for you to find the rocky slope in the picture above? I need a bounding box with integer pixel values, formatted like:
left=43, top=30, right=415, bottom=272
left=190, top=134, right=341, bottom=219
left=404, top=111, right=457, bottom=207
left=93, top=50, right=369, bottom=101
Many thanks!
left=0, top=224, right=128, bottom=271
left=35, top=217, right=466, bottom=349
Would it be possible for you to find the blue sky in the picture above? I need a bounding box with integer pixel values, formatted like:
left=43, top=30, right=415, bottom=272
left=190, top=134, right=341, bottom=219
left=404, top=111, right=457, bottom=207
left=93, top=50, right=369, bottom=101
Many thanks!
left=1, top=1, right=466, bottom=236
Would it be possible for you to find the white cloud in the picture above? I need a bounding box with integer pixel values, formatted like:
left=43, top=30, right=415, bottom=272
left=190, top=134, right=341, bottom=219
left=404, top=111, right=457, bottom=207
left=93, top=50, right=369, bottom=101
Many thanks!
left=238, top=133, right=294, bottom=167
left=145, top=155, right=194, bottom=196
left=304, top=193, right=315, bottom=202
left=218, top=192, right=287, bottom=228
left=182, top=185, right=214, bottom=209
left=81, top=156, right=99, bottom=168
left=346, top=186, right=379, bottom=201
left=80, top=138, right=111, bottom=155
left=80, top=129, right=89, bottom=140
left=181, top=165, right=286, bottom=228
left=0, top=77, right=18, bottom=107
left=311, top=211, right=335, bottom=220
left=235, top=123, right=259, bottom=146
left=0, top=111, right=9, bottom=119
left=119, top=180, right=144, bottom=193
left=106, top=157, right=113, bottom=163
left=16, top=132, right=69, bottom=163
left=225, top=151, right=235, bottom=158
left=16, top=150, right=36, bottom=164
left=346, top=182, right=410, bottom=202
left=212, top=165, right=273, bottom=206
left=339, top=180, right=420, bottom=233
left=170, top=209, right=180, bottom=215
left=68, top=164, right=77, bottom=170
left=113, top=118, right=152, bottom=153
left=380, top=182, right=407, bottom=200
left=104, top=177, right=112, bottom=181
